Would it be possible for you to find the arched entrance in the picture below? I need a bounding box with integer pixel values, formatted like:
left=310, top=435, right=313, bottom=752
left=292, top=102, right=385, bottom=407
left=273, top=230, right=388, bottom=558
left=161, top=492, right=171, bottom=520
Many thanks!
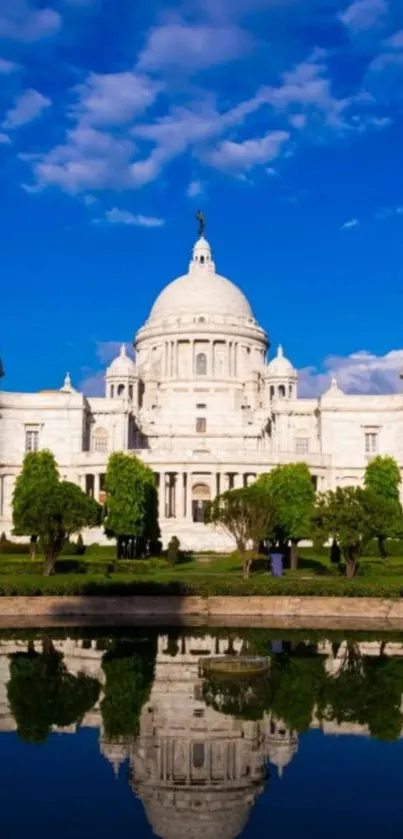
left=192, top=483, right=211, bottom=523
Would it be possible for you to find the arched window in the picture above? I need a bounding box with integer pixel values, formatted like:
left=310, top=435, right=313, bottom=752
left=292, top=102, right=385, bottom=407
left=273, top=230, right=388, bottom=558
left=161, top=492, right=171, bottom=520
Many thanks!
left=270, top=386, right=275, bottom=399
left=278, top=385, right=286, bottom=398
left=129, top=384, right=133, bottom=400
left=195, top=352, right=207, bottom=375
left=117, top=383, right=125, bottom=396
left=93, top=427, right=108, bottom=454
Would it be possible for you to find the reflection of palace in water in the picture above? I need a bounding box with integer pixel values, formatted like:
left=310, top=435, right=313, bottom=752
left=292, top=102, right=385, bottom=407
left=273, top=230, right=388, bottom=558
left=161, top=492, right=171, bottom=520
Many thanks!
left=1, top=634, right=403, bottom=839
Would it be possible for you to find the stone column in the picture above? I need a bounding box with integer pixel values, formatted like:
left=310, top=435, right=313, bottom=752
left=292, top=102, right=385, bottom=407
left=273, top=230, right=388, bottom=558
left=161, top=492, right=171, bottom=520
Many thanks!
left=158, top=472, right=166, bottom=520
left=234, top=473, right=243, bottom=489
left=185, top=471, right=192, bottom=519
left=176, top=471, right=184, bottom=518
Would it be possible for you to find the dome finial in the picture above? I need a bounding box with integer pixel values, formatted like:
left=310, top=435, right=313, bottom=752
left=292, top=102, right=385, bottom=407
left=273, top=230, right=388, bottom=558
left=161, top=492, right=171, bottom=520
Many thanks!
left=120, top=344, right=126, bottom=357
left=277, top=344, right=283, bottom=357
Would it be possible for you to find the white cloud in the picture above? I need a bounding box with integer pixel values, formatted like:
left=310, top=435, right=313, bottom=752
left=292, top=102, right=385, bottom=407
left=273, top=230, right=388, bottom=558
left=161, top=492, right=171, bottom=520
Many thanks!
left=385, top=29, right=403, bottom=49
left=207, top=130, right=289, bottom=171
left=26, top=126, right=137, bottom=193
left=3, top=89, right=51, bottom=129
left=339, top=0, right=388, bottom=33
left=187, top=179, right=204, bottom=198
left=138, top=22, right=251, bottom=73
left=0, top=57, right=18, bottom=73
left=0, top=1, right=61, bottom=41
left=299, top=349, right=403, bottom=397
left=104, top=207, right=165, bottom=227
left=341, top=217, right=359, bottom=229
left=72, top=71, right=162, bottom=126
left=0, top=132, right=10, bottom=144
left=375, top=205, right=403, bottom=220
left=264, top=49, right=363, bottom=134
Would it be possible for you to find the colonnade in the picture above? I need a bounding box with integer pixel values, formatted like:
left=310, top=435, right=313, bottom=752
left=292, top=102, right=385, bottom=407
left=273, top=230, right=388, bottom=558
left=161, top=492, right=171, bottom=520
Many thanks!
left=157, top=471, right=257, bottom=521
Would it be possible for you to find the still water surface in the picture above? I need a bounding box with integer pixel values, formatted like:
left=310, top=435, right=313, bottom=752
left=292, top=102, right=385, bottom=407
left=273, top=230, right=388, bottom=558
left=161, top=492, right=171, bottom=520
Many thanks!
left=1, top=627, right=403, bottom=838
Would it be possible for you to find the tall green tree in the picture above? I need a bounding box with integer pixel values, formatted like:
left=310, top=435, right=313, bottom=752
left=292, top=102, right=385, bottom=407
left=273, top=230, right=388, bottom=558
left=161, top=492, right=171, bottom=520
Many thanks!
left=206, top=484, right=277, bottom=577
left=364, top=455, right=403, bottom=557
left=311, top=486, right=370, bottom=577
left=12, top=451, right=101, bottom=575
left=7, top=638, right=100, bottom=743
left=101, top=635, right=157, bottom=738
left=104, top=453, right=159, bottom=558
left=258, top=463, right=316, bottom=570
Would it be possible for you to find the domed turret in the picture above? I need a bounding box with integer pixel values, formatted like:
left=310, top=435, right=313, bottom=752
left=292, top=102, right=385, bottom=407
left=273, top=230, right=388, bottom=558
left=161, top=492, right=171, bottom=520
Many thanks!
left=105, top=345, right=137, bottom=401
left=266, top=345, right=297, bottom=400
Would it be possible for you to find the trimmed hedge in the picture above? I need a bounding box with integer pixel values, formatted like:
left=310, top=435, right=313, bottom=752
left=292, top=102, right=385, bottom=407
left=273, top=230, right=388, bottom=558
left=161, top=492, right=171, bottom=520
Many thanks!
left=0, top=557, right=169, bottom=576
left=0, top=573, right=401, bottom=597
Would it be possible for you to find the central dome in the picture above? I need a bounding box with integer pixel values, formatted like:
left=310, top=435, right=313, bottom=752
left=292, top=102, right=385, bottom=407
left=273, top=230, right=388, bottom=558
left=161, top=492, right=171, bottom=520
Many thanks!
left=148, top=236, right=253, bottom=323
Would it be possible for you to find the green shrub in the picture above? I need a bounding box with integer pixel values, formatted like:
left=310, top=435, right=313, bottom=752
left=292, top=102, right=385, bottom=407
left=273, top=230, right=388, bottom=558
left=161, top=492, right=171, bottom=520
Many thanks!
left=0, top=538, right=31, bottom=555
left=0, top=573, right=401, bottom=598
left=362, top=539, right=403, bottom=557
left=86, top=543, right=116, bottom=558
left=115, top=558, right=169, bottom=573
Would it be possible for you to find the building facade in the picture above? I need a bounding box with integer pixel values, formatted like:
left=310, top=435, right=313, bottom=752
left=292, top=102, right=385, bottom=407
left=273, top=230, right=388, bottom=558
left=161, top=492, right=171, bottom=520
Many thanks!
left=1, top=231, right=403, bottom=549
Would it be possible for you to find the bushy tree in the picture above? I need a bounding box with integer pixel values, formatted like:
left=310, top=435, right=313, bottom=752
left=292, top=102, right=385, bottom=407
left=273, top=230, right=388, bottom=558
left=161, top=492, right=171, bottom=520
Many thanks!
left=311, top=486, right=370, bottom=577
left=206, top=484, right=277, bottom=577
left=12, top=451, right=101, bottom=575
left=364, top=455, right=403, bottom=557
left=101, top=635, right=157, bottom=739
left=7, top=638, right=100, bottom=743
left=104, top=453, right=159, bottom=558
left=258, top=463, right=316, bottom=570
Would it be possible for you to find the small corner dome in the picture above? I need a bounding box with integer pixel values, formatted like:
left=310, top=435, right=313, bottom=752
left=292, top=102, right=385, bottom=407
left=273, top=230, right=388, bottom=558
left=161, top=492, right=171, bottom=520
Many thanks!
left=266, top=345, right=296, bottom=377
left=106, top=345, right=136, bottom=377
left=148, top=236, right=254, bottom=322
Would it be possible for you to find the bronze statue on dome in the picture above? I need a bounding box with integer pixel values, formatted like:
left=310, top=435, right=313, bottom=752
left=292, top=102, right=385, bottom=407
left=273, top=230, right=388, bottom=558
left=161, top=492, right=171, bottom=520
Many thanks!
left=195, top=210, right=205, bottom=238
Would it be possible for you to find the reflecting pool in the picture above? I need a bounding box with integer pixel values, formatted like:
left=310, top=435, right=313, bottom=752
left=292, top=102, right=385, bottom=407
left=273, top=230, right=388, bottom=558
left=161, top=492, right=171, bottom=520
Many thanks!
left=1, top=627, right=403, bottom=838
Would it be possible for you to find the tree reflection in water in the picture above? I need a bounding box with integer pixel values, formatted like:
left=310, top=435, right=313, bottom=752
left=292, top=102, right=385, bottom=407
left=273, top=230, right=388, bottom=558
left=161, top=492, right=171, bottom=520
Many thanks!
left=7, top=636, right=100, bottom=743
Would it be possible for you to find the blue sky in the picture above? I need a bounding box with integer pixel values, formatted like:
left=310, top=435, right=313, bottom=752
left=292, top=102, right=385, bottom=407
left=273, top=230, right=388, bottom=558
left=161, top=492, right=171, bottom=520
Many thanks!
left=1, top=0, right=403, bottom=397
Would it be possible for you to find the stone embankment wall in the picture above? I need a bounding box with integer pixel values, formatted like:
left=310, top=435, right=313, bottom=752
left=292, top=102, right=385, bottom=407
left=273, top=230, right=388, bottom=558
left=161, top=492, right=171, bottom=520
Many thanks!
left=0, top=596, right=403, bottom=627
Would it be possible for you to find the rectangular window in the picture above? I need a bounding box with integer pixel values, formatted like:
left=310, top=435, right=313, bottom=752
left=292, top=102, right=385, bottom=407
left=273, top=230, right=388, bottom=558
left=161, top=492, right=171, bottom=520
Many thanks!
left=196, top=403, right=207, bottom=409
left=196, top=417, right=206, bottom=433
left=296, top=437, right=309, bottom=455
left=25, top=429, right=39, bottom=452
left=365, top=432, right=378, bottom=454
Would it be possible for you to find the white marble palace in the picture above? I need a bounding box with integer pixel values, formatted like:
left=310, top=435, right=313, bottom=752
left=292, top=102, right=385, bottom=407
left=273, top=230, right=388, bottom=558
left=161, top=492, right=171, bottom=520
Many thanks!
left=1, top=227, right=403, bottom=549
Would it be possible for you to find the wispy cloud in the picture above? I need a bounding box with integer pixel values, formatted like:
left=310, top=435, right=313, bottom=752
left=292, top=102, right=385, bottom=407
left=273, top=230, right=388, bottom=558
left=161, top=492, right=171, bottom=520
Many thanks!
left=0, top=0, right=61, bottom=42
left=375, top=205, right=403, bottom=220
left=206, top=130, right=289, bottom=171
left=339, top=0, right=388, bottom=34
left=138, top=22, right=252, bottom=73
left=3, top=89, right=51, bottom=129
left=186, top=179, right=204, bottom=198
left=0, top=132, right=11, bottom=144
left=341, top=217, right=359, bottom=229
left=299, top=349, right=403, bottom=397
left=71, top=71, right=162, bottom=126
left=0, top=57, right=19, bottom=73
left=104, top=207, right=165, bottom=227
